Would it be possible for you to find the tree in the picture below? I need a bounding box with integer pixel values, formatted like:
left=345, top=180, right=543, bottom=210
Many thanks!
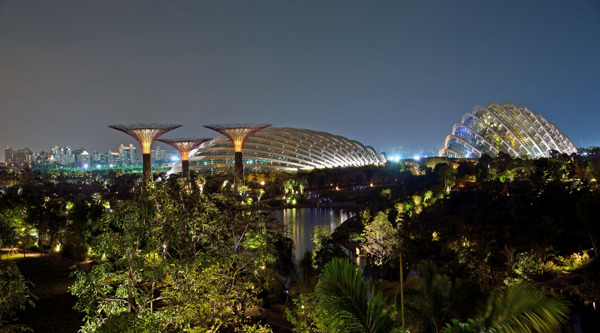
left=362, top=212, right=399, bottom=267
left=311, top=226, right=348, bottom=274
left=70, top=181, right=279, bottom=332
left=576, top=191, right=600, bottom=256
left=0, top=261, right=37, bottom=331
left=314, top=258, right=396, bottom=333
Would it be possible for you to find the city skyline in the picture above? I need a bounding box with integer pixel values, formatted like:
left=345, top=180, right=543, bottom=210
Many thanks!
left=1, top=1, right=599, bottom=163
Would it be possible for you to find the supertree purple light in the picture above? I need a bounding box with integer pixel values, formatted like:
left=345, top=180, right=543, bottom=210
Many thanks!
left=158, top=138, right=211, bottom=179
left=109, top=123, right=181, bottom=185
left=204, top=123, right=271, bottom=188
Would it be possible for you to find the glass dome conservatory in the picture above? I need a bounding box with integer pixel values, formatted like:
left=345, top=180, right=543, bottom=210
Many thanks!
left=439, top=102, right=578, bottom=159
left=169, top=127, right=386, bottom=174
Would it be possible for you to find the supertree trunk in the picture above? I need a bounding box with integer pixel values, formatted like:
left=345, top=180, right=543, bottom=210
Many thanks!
left=234, top=151, right=244, bottom=188
left=181, top=159, right=190, bottom=179
left=143, top=153, right=152, bottom=185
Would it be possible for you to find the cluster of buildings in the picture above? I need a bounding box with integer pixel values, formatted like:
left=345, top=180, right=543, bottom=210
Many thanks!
left=4, top=144, right=171, bottom=170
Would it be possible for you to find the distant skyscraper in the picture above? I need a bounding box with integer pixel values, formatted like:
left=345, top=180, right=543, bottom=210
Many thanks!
left=119, top=144, right=137, bottom=165
left=108, top=151, right=120, bottom=166
left=91, top=151, right=107, bottom=166
left=5, top=147, right=33, bottom=168
left=33, top=151, right=52, bottom=166
left=4, top=147, right=15, bottom=167
left=73, top=148, right=90, bottom=167
left=51, top=146, right=74, bottom=165
left=151, top=145, right=167, bottom=165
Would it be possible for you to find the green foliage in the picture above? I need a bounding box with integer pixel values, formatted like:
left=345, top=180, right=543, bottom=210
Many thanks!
left=70, top=181, right=283, bottom=332
left=442, top=319, right=480, bottom=333
left=0, top=261, right=37, bottom=330
left=285, top=293, right=329, bottom=333
left=508, top=252, right=540, bottom=284
left=311, top=226, right=348, bottom=274
left=314, top=258, right=396, bottom=333
left=362, top=212, right=399, bottom=266
left=565, top=256, right=600, bottom=304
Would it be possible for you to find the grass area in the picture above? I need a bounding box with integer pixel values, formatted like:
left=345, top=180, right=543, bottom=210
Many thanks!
left=1, top=252, right=27, bottom=260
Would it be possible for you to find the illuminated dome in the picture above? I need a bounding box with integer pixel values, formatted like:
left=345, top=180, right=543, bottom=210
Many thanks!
left=169, top=127, right=385, bottom=174
left=439, top=102, right=578, bottom=159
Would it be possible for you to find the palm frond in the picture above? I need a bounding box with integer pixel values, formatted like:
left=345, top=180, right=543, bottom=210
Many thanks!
left=482, top=283, right=569, bottom=333
left=315, top=258, right=396, bottom=333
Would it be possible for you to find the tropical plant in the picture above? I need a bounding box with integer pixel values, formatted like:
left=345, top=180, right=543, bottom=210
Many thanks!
left=314, top=258, right=396, bottom=333
left=442, top=283, right=569, bottom=333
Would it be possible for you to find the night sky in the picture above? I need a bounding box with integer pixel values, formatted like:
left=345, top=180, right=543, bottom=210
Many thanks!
left=1, top=1, right=599, bottom=162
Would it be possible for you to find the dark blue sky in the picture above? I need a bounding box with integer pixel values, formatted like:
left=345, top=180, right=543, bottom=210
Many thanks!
left=1, top=1, right=599, bottom=162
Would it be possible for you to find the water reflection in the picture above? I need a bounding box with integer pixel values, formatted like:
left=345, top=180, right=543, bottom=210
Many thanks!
left=270, top=207, right=355, bottom=261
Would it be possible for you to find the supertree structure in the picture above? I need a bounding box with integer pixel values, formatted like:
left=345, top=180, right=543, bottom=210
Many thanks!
left=158, top=138, right=211, bottom=179
left=109, top=123, right=182, bottom=185
left=204, top=123, right=271, bottom=188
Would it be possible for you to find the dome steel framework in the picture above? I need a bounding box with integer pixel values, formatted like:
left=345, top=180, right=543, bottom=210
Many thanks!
left=168, top=127, right=385, bottom=175
left=439, top=102, right=577, bottom=159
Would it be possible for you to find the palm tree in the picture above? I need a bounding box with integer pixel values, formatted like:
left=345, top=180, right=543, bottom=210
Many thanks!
left=442, top=283, right=569, bottom=333
left=314, top=258, right=397, bottom=333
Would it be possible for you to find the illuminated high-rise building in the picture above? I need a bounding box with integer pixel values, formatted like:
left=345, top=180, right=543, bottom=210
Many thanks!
left=73, top=148, right=91, bottom=167
left=5, top=147, right=33, bottom=169
left=119, top=144, right=137, bottom=165
left=151, top=145, right=167, bottom=165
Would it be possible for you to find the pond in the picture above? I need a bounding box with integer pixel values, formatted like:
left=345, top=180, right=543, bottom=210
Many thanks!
left=270, top=207, right=355, bottom=262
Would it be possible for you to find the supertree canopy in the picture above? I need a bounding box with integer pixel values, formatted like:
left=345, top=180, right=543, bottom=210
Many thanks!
left=439, top=102, right=577, bottom=159
left=109, top=123, right=182, bottom=184
left=204, top=124, right=272, bottom=152
left=204, top=123, right=272, bottom=188
left=158, top=138, right=211, bottom=179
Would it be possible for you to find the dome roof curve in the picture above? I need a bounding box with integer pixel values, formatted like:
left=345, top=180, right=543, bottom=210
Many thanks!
left=439, top=102, right=578, bottom=159
left=169, top=127, right=386, bottom=174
